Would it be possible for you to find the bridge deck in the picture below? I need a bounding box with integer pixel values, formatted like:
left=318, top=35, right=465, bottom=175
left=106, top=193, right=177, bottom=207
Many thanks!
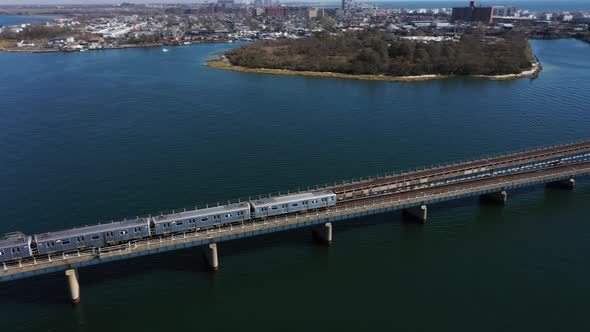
left=2, top=158, right=589, bottom=282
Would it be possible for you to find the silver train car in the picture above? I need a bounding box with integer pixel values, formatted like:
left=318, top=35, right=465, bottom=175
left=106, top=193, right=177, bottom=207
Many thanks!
left=34, top=217, right=150, bottom=255
left=0, top=236, right=33, bottom=263
left=250, top=190, right=336, bottom=218
left=2, top=190, right=337, bottom=263
left=152, top=202, right=251, bottom=235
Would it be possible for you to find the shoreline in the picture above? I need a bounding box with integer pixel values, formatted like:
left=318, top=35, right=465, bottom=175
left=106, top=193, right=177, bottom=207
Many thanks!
left=0, top=43, right=177, bottom=54
left=205, top=57, right=543, bottom=83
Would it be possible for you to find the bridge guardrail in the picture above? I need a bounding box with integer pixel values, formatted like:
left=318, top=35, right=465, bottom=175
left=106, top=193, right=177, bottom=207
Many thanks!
left=2, top=164, right=589, bottom=276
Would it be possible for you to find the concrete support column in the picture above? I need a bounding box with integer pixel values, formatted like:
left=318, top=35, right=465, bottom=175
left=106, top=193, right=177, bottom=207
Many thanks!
left=65, top=269, right=80, bottom=304
left=204, top=243, right=219, bottom=272
left=547, top=178, right=575, bottom=190
left=312, top=222, right=333, bottom=246
left=480, top=190, right=508, bottom=205
left=403, top=205, right=428, bottom=224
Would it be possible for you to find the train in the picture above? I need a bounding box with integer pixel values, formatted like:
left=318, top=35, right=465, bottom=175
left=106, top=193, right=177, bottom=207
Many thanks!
left=0, top=190, right=336, bottom=263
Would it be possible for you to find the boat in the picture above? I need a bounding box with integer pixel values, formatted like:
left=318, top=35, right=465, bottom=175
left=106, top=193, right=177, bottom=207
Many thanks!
left=162, top=48, right=169, bottom=52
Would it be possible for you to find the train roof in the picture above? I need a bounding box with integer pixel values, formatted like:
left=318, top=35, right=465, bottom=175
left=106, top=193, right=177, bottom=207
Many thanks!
left=251, top=190, right=335, bottom=207
left=0, top=236, right=30, bottom=249
left=35, top=218, right=149, bottom=242
left=153, top=202, right=250, bottom=223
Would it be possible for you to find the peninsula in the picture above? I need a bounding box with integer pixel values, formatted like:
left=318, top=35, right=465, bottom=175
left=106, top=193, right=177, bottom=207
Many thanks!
left=207, top=30, right=541, bottom=82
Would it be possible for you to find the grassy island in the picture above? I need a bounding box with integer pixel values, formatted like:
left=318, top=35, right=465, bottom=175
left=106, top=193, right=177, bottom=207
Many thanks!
left=210, top=30, right=539, bottom=81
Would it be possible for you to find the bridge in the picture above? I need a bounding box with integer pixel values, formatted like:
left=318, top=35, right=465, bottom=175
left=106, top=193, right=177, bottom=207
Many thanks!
left=2, top=140, right=590, bottom=304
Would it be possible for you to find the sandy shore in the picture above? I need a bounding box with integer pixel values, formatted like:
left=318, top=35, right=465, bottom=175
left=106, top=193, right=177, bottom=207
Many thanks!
left=205, top=57, right=543, bottom=82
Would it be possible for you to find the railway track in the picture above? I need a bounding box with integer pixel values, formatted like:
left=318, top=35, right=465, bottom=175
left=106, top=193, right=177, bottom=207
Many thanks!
left=329, top=140, right=590, bottom=200
left=3, top=158, right=589, bottom=279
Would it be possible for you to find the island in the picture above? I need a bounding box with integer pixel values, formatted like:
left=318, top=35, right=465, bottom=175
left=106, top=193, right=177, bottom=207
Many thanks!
left=207, top=30, right=542, bottom=82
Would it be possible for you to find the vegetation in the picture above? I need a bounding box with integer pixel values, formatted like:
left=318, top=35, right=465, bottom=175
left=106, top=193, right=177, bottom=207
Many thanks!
left=225, top=30, right=534, bottom=77
left=119, top=33, right=163, bottom=45
left=0, top=24, right=73, bottom=41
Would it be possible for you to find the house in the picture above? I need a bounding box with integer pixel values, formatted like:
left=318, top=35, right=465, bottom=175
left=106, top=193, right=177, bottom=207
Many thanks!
left=16, top=40, right=35, bottom=47
left=48, top=36, right=75, bottom=45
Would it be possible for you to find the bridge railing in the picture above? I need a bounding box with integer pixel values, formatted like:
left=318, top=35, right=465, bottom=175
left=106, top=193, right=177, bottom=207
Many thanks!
left=3, top=164, right=589, bottom=276
left=79, top=139, right=590, bottom=230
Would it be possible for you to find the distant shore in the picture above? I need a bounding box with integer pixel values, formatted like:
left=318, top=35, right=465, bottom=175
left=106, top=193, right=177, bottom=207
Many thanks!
left=0, top=43, right=171, bottom=54
left=205, top=56, right=542, bottom=82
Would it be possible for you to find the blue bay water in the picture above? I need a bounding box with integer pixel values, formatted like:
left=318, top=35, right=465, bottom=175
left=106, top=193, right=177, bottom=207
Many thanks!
left=0, top=15, right=53, bottom=26
left=0, top=39, right=589, bottom=331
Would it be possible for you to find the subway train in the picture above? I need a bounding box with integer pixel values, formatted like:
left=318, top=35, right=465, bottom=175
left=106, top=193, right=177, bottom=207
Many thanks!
left=0, top=190, right=336, bottom=263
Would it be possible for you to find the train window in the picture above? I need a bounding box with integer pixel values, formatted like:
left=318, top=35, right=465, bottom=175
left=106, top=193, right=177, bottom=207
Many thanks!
left=201, top=217, right=208, bottom=222
left=312, top=200, right=317, bottom=204
left=292, top=203, right=298, bottom=207
left=62, top=239, right=70, bottom=245
left=120, top=230, right=128, bottom=235
left=226, top=213, right=231, bottom=218
left=91, top=235, right=99, bottom=240
left=176, top=222, right=183, bottom=226
left=0, top=251, right=3, bottom=256
left=271, top=206, right=278, bottom=210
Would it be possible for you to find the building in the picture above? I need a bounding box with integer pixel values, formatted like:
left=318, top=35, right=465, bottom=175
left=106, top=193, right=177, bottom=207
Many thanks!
left=452, top=1, right=494, bottom=24
left=307, top=8, right=318, bottom=19
left=16, top=40, right=35, bottom=47
left=48, top=35, right=75, bottom=45
left=492, top=6, right=517, bottom=18
left=217, top=0, right=234, bottom=8
left=342, top=0, right=355, bottom=11
left=265, top=6, right=288, bottom=17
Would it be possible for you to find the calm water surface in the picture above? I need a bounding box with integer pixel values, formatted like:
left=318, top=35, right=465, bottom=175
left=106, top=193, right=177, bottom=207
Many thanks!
left=0, top=39, right=589, bottom=331
left=0, top=15, right=53, bottom=26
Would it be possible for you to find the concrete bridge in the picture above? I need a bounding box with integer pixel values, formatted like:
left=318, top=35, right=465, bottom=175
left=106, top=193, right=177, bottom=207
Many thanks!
left=2, top=140, right=590, bottom=304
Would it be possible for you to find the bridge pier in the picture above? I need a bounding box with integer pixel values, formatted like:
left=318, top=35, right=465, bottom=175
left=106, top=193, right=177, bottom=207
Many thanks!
left=480, top=190, right=508, bottom=205
left=65, top=269, right=80, bottom=304
left=312, top=222, right=333, bottom=246
left=403, top=205, right=428, bottom=224
left=546, top=178, right=575, bottom=190
left=204, top=243, right=219, bottom=272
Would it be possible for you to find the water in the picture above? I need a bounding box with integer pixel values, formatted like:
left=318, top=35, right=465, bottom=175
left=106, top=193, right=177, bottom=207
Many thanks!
left=0, top=39, right=590, bottom=331
left=0, top=15, right=53, bottom=26
left=316, top=1, right=590, bottom=11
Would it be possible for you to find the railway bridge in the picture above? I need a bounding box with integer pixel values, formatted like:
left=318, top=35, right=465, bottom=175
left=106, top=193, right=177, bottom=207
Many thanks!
left=2, top=140, right=590, bottom=303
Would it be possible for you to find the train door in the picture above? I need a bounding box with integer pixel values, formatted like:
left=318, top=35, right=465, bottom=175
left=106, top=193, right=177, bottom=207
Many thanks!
left=105, top=231, right=115, bottom=244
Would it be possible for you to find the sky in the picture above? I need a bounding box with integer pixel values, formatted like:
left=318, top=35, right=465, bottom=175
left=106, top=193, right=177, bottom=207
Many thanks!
left=2, top=0, right=472, bottom=5
left=0, top=0, right=577, bottom=5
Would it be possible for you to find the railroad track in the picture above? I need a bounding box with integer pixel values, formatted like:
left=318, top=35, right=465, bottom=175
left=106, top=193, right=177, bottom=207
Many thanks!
left=329, top=140, right=590, bottom=200
left=3, top=158, right=589, bottom=279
